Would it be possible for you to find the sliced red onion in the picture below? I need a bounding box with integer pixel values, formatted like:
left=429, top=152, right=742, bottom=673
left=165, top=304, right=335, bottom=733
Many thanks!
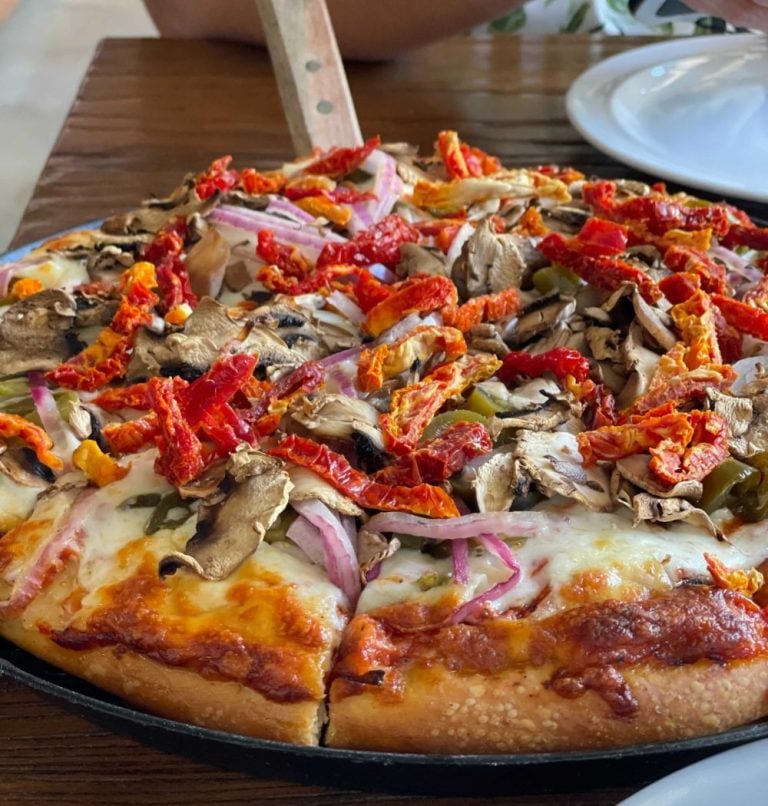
left=0, top=257, right=48, bottom=297
left=318, top=346, right=363, bottom=367
left=340, top=514, right=358, bottom=551
left=286, top=515, right=327, bottom=566
left=375, top=311, right=424, bottom=344
left=451, top=538, right=469, bottom=585
left=28, top=371, right=80, bottom=472
left=327, top=365, right=358, bottom=398
left=265, top=197, right=315, bottom=224
left=291, top=499, right=361, bottom=604
left=368, top=262, right=398, bottom=284
left=477, top=533, right=518, bottom=570
left=362, top=150, right=402, bottom=224
left=449, top=561, right=521, bottom=625
left=445, top=221, right=474, bottom=268
left=365, top=510, right=551, bottom=541
left=348, top=202, right=375, bottom=234
left=327, top=290, right=364, bottom=325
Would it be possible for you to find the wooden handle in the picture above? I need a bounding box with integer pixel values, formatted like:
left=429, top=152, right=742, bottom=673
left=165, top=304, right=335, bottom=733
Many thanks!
left=255, top=0, right=363, bottom=154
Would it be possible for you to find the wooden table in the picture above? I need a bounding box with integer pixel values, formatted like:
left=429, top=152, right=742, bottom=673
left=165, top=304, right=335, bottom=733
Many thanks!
left=3, top=34, right=760, bottom=805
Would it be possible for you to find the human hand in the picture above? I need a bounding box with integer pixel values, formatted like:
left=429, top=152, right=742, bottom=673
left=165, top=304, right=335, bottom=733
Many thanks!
left=685, top=0, right=768, bottom=30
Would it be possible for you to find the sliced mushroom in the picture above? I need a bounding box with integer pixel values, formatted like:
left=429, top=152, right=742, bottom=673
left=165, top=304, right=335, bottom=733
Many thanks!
left=632, top=290, right=677, bottom=352
left=468, top=323, right=510, bottom=358
left=472, top=446, right=521, bottom=512
left=159, top=455, right=292, bottom=580
left=513, top=431, right=612, bottom=511
left=357, top=530, right=401, bottom=579
left=288, top=393, right=383, bottom=448
left=512, top=295, right=576, bottom=345
left=397, top=243, right=448, bottom=278
left=585, top=326, right=623, bottom=362
left=287, top=466, right=364, bottom=517
left=0, top=446, right=52, bottom=489
left=489, top=402, right=571, bottom=438
left=185, top=226, right=230, bottom=299
left=0, top=289, right=76, bottom=374
left=709, top=387, right=768, bottom=458
left=631, top=493, right=723, bottom=540
left=615, top=454, right=703, bottom=500
left=615, top=323, right=662, bottom=408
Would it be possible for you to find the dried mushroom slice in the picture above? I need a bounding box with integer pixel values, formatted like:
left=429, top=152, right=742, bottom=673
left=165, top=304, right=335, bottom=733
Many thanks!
left=630, top=493, right=723, bottom=541
left=159, top=453, right=292, bottom=580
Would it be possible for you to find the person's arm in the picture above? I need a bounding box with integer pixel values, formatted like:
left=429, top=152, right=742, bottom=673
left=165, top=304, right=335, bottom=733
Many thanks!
left=685, top=0, right=768, bottom=30
left=143, top=0, right=522, bottom=61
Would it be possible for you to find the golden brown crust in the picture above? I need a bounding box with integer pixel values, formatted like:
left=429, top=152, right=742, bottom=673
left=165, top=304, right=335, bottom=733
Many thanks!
left=327, top=658, right=768, bottom=753
left=0, top=618, right=324, bottom=745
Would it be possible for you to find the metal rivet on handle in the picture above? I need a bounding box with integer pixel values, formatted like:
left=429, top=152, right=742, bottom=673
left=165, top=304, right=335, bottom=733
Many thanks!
left=305, top=59, right=322, bottom=72
left=317, top=100, right=334, bottom=114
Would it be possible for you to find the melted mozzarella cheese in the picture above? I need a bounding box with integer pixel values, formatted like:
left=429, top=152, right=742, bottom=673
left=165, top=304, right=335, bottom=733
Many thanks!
left=14, top=254, right=89, bottom=290
left=358, top=500, right=768, bottom=618
left=0, top=475, right=43, bottom=533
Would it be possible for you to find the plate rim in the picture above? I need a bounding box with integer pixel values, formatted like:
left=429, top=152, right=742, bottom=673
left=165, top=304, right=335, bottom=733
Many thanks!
left=566, top=33, right=768, bottom=202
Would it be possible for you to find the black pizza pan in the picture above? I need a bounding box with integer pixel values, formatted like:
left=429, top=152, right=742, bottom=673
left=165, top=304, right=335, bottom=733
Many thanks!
left=3, top=637, right=768, bottom=797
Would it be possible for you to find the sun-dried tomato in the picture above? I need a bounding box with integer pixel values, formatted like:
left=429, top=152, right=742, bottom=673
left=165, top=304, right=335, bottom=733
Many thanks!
left=704, top=553, right=764, bottom=597
left=284, top=184, right=376, bottom=205
left=303, top=136, right=380, bottom=178
left=382, top=353, right=501, bottom=454
left=183, top=353, right=257, bottom=425
left=143, top=222, right=197, bottom=314
left=535, top=165, right=585, bottom=184
left=0, top=412, right=63, bottom=471
left=257, top=262, right=359, bottom=295
left=351, top=269, right=391, bottom=312
left=372, top=421, right=492, bottom=486
left=256, top=229, right=312, bottom=278
left=94, top=382, right=155, bottom=412
left=578, top=408, right=729, bottom=487
left=268, top=434, right=459, bottom=518
left=583, top=181, right=731, bottom=238
left=294, top=195, right=352, bottom=228
left=195, top=155, right=240, bottom=200
left=102, top=415, right=159, bottom=456
left=436, top=131, right=501, bottom=179
left=364, top=275, right=457, bottom=338
left=512, top=207, right=548, bottom=237
left=239, top=167, right=285, bottom=195
left=662, top=245, right=726, bottom=295
left=659, top=271, right=700, bottom=304
left=148, top=376, right=205, bottom=486
left=572, top=217, right=629, bottom=257
left=721, top=225, right=768, bottom=251
left=357, top=325, right=467, bottom=392
left=46, top=262, right=159, bottom=391
left=317, top=214, right=419, bottom=270
left=9, top=277, right=44, bottom=300
left=497, top=347, right=591, bottom=387
left=712, top=294, right=768, bottom=342
left=440, top=287, right=520, bottom=333
left=537, top=230, right=660, bottom=304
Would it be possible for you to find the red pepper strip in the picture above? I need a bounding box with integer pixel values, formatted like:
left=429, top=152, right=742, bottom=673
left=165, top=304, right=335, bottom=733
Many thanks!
left=659, top=271, right=701, bottom=304
left=268, top=434, right=459, bottom=518
left=46, top=262, right=159, bottom=391
left=662, top=245, right=726, bottom=295
left=382, top=353, right=501, bottom=454
left=364, top=275, right=458, bottom=338
left=372, top=421, right=492, bottom=486
left=440, top=287, right=521, bottom=333
left=583, top=181, right=731, bottom=237
left=148, top=377, right=205, bottom=486
left=436, top=131, right=502, bottom=179
left=712, top=294, right=768, bottom=341
left=578, top=408, right=729, bottom=487
left=317, top=214, right=419, bottom=270
left=183, top=353, right=257, bottom=425
left=143, top=222, right=197, bottom=314
left=303, top=135, right=381, bottom=178
left=256, top=229, right=313, bottom=279
left=357, top=325, right=467, bottom=392
left=497, top=347, right=591, bottom=386
left=93, top=382, right=154, bottom=412
left=195, top=155, right=240, bottom=200
left=721, top=224, right=768, bottom=251
left=537, top=231, right=660, bottom=304
left=352, top=269, right=391, bottom=313
left=0, top=412, right=63, bottom=471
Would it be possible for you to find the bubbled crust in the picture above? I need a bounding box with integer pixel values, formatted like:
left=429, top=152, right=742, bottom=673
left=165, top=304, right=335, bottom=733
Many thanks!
left=0, top=618, right=325, bottom=745
left=327, top=658, right=768, bottom=753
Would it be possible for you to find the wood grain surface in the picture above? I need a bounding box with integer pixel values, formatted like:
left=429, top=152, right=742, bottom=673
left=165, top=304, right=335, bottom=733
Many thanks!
left=3, top=34, right=757, bottom=804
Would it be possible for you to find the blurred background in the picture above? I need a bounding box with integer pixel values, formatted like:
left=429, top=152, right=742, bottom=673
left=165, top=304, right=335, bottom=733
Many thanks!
left=0, top=0, right=157, bottom=250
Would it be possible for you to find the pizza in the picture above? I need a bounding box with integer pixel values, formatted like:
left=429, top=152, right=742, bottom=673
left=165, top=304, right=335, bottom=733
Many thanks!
left=2, top=131, right=768, bottom=753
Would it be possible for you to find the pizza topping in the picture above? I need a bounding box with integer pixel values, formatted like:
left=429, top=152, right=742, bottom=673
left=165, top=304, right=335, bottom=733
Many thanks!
left=72, top=439, right=130, bottom=488
left=159, top=453, right=292, bottom=581
left=0, top=412, right=64, bottom=472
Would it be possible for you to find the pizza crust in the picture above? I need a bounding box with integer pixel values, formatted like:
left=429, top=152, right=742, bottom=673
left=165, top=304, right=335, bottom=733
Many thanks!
left=327, top=658, right=768, bottom=753
left=0, top=618, right=324, bottom=745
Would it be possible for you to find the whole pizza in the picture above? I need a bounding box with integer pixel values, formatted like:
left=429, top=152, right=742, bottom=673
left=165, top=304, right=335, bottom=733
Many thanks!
left=2, top=131, right=768, bottom=753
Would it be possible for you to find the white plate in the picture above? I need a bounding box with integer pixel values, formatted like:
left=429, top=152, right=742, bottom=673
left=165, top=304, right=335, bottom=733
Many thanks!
left=619, top=737, right=768, bottom=805
left=566, top=34, right=768, bottom=202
